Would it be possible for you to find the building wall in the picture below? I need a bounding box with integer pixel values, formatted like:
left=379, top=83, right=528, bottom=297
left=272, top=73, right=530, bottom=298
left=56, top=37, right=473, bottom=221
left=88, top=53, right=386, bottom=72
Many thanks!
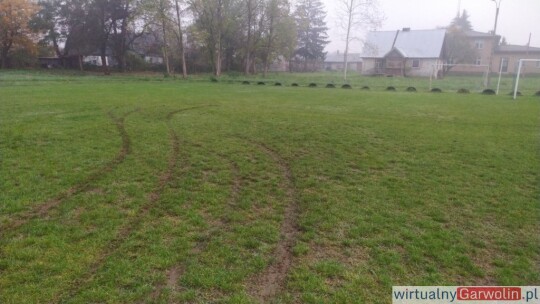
left=406, top=59, right=442, bottom=77
left=450, top=36, right=496, bottom=74
left=325, top=62, right=362, bottom=72
left=492, top=53, right=540, bottom=75
left=361, top=58, right=378, bottom=75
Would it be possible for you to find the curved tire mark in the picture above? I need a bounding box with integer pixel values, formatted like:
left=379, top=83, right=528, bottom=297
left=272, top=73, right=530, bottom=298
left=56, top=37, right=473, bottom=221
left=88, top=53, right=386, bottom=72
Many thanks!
left=57, top=106, right=215, bottom=303
left=0, top=109, right=138, bottom=236
left=244, top=140, right=300, bottom=303
left=152, top=142, right=242, bottom=302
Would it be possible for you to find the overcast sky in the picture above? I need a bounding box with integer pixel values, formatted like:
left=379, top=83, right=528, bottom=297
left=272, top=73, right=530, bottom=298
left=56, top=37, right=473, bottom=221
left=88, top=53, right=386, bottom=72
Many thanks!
left=320, top=0, right=540, bottom=53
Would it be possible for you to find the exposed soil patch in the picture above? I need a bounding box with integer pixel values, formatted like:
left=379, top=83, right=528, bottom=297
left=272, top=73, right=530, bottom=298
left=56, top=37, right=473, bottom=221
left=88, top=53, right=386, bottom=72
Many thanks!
left=245, top=140, right=300, bottom=303
left=0, top=109, right=138, bottom=236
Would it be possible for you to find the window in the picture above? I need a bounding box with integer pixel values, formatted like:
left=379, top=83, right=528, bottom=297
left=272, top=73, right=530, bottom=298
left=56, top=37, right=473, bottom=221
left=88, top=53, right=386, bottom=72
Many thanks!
left=475, top=57, right=482, bottom=66
left=475, top=40, right=484, bottom=50
left=501, top=58, right=508, bottom=73
left=412, top=60, right=420, bottom=68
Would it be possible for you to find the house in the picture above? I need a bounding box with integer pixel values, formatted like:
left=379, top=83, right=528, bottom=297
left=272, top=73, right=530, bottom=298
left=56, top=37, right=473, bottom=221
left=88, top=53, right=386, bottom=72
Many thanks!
left=324, top=51, right=362, bottom=72
left=361, top=28, right=446, bottom=78
left=493, top=44, right=540, bottom=75
left=448, top=31, right=499, bottom=74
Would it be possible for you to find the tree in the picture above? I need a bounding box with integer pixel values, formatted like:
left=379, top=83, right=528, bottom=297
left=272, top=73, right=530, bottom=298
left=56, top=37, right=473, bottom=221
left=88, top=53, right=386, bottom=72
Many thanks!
left=293, top=0, right=329, bottom=72
left=259, top=0, right=295, bottom=76
left=450, top=9, right=472, bottom=32
left=173, top=0, right=187, bottom=77
left=443, top=26, right=477, bottom=74
left=336, top=0, right=381, bottom=80
left=189, top=0, right=239, bottom=76
left=0, top=0, right=39, bottom=68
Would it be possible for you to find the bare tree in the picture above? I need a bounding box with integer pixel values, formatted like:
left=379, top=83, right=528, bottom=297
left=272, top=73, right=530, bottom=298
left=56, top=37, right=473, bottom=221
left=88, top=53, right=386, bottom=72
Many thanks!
left=336, top=0, right=381, bottom=80
left=174, top=0, right=187, bottom=77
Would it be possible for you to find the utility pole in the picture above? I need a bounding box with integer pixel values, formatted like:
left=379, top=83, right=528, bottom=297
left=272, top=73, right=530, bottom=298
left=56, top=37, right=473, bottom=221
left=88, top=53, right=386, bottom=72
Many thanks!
left=487, top=0, right=502, bottom=87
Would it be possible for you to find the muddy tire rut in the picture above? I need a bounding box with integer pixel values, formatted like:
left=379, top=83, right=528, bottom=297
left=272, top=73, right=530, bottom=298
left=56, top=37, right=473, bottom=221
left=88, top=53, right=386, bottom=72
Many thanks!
left=0, top=109, right=137, bottom=236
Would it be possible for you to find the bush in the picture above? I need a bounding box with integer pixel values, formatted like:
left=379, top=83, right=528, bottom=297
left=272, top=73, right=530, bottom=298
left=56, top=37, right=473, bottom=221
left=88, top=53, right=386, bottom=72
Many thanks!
left=386, top=86, right=396, bottom=91
left=326, top=84, right=336, bottom=88
left=431, top=88, right=442, bottom=93
left=342, top=84, right=352, bottom=89
left=242, top=81, right=250, bottom=85
left=257, top=81, right=265, bottom=85
left=457, top=88, right=470, bottom=94
left=361, top=86, right=370, bottom=90
left=482, top=89, right=496, bottom=95
left=274, top=82, right=282, bottom=86
left=308, top=83, right=317, bottom=87
left=406, top=87, right=417, bottom=92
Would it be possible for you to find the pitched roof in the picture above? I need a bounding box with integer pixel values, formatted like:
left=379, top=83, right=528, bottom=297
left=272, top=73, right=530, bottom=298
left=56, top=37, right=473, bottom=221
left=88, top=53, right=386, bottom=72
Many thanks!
left=497, top=44, right=540, bottom=53
left=325, top=52, right=362, bottom=63
left=362, top=29, right=446, bottom=59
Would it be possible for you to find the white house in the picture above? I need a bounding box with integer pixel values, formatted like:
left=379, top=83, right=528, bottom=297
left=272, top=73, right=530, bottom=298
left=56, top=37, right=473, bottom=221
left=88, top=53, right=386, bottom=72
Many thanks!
left=361, top=28, right=446, bottom=78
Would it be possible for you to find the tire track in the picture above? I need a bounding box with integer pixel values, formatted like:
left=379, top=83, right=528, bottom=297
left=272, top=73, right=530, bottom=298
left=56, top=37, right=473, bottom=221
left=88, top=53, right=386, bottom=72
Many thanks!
left=56, top=106, right=214, bottom=303
left=244, top=140, right=300, bottom=303
left=0, top=109, right=137, bottom=236
left=151, top=143, right=242, bottom=302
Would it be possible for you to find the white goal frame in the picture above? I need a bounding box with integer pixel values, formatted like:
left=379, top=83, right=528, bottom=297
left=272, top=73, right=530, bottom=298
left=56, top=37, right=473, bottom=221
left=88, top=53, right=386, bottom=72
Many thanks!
left=430, top=63, right=490, bottom=91
left=513, top=59, right=540, bottom=100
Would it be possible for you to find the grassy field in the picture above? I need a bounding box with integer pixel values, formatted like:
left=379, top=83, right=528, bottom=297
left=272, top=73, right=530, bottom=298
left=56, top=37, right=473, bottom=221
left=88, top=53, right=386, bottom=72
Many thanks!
left=1, top=71, right=539, bottom=303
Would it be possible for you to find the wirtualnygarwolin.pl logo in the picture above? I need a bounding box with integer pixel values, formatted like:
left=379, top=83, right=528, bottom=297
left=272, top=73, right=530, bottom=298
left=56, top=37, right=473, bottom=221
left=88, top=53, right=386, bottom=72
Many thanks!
left=392, top=286, right=540, bottom=303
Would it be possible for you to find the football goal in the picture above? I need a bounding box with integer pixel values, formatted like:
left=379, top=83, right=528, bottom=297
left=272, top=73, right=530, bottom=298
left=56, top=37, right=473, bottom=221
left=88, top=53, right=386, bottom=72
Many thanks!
left=513, top=59, right=540, bottom=99
left=430, top=64, right=490, bottom=92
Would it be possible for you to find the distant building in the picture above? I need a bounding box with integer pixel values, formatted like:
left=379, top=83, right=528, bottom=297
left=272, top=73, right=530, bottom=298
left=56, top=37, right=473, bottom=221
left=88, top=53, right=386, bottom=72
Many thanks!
left=361, top=28, right=446, bottom=78
left=324, top=51, right=362, bottom=72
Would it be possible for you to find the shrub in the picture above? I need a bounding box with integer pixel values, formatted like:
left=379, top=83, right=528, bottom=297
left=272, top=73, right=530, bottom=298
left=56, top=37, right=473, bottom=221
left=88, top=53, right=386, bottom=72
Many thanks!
left=431, top=88, right=442, bottom=93
left=457, top=88, right=470, bottom=94
left=291, top=83, right=299, bottom=87
left=342, top=84, right=352, bottom=89
left=326, top=84, right=336, bottom=88
left=482, top=89, right=496, bottom=95
left=308, top=83, right=317, bottom=87
left=361, top=86, right=370, bottom=90
left=242, top=81, right=250, bottom=85
left=386, top=86, right=396, bottom=91
left=406, top=87, right=417, bottom=92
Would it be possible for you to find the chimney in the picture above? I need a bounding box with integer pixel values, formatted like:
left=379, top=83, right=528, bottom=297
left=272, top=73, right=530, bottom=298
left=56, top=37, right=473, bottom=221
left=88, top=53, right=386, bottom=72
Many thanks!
left=402, top=27, right=411, bottom=32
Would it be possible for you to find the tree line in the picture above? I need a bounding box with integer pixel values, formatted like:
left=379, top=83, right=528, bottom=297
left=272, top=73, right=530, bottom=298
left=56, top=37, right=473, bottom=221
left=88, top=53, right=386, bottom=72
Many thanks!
left=0, top=0, right=337, bottom=75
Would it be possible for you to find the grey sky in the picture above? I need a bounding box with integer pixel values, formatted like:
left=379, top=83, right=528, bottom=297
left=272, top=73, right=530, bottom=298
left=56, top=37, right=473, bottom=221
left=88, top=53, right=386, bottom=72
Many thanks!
left=321, top=0, right=540, bottom=53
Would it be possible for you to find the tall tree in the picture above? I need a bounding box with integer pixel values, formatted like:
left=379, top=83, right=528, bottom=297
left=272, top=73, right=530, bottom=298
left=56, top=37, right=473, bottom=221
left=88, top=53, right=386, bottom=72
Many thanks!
left=336, top=0, right=381, bottom=80
left=293, top=0, right=329, bottom=72
left=260, top=0, right=295, bottom=76
left=443, top=26, right=477, bottom=74
left=189, top=0, right=238, bottom=76
left=450, top=9, right=472, bottom=32
left=173, top=0, right=187, bottom=77
left=0, top=0, right=39, bottom=68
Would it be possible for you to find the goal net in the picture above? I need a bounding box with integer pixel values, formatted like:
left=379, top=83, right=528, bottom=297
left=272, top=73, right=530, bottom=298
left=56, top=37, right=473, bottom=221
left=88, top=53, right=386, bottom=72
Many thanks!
left=429, top=63, right=490, bottom=93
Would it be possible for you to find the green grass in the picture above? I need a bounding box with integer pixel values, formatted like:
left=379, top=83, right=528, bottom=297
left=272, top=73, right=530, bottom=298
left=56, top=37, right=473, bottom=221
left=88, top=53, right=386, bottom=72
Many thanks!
left=0, top=71, right=539, bottom=303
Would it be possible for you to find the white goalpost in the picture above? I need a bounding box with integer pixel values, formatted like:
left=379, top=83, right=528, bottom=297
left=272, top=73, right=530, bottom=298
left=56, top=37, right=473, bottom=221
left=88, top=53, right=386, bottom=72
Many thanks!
left=513, top=59, right=540, bottom=100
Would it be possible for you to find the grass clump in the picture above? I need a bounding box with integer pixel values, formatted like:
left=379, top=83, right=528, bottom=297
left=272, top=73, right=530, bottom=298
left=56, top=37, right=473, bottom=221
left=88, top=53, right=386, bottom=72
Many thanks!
left=457, top=88, right=470, bottom=94
left=325, top=84, right=336, bottom=88
left=308, top=83, right=317, bottom=88
left=242, top=81, right=250, bottom=85
left=482, top=89, right=496, bottom=95
left=431, top=88, right=442, bottom=93
left=341, top=84, right=352, bottom=89
left=291, top=83, right=299, bottom=87
left=257, top=81, right=265, bottom=85
left=386, top=86, right=396, bottom=91
left=361, top=86, right=370, bottom=90
left=274, top=82, right=282, bottom=86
